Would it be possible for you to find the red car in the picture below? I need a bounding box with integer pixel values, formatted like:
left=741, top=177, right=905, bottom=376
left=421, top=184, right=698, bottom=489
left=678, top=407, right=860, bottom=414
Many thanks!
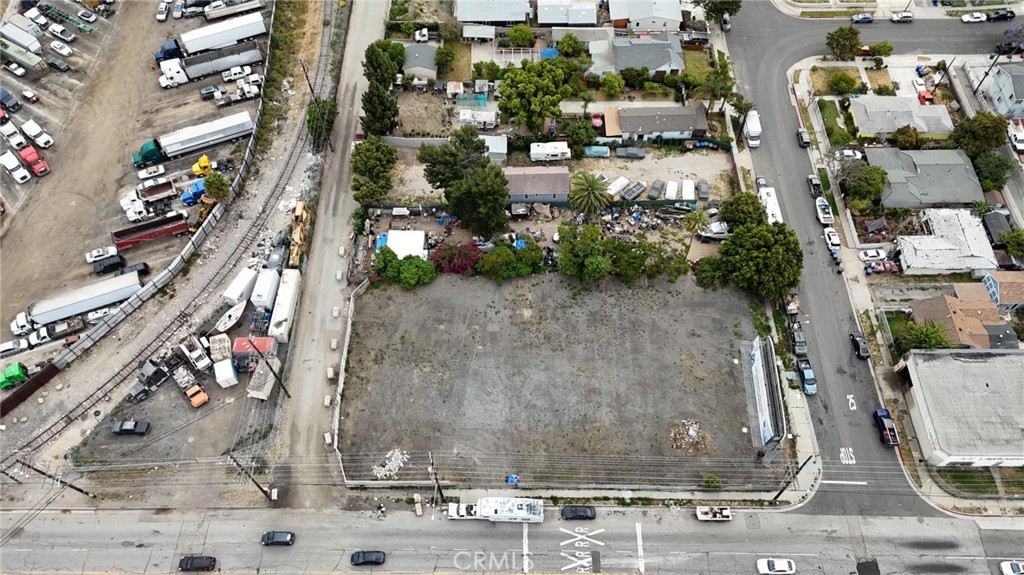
left=18, top=145, right=49, bottom=176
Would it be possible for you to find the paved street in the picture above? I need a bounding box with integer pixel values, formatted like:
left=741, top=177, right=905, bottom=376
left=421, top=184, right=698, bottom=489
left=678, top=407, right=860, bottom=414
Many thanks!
left=728, top=7, right=1007, bottom=516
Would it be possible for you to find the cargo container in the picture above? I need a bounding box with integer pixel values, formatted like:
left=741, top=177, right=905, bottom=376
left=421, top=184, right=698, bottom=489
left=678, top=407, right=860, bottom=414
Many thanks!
left=8, top=14, right=43, bottom=38
left=213, top=359, right=238, bottom=388
left=223, top=267, right=258, bottom=305
left=110, top=211, right=189, bottom=250
left=267, top=269, right=300, bottom=343
left=10, top=273, right=141, bottom=335
left=249, top=269, right=280, bottom=309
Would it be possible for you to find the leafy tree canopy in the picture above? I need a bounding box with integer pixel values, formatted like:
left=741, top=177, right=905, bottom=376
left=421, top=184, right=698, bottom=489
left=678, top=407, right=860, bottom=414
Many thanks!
left=557, top=33, right=585, bottom=57
left=507, top=24, right=534, bottom=47
left=719, top=223, right=804, bottom=302
left=890, top=125, right=923, bottom=150
left=363, top=43, right=399, bottom=86
left=417, top=125, right=489, bottom=197
left=361, top=82, right=399, bottom=136
left=953, top=112, right=1008, bottom=158
left=601, top=73, right=625, bottom=98
left=973, top=151, right=1013, bottom=192
left=720, top=192, right=768, bottom=228
left=1001, top=229, right=1024, bottom=258
left=825, top=25, right=861, bottom=61
left=498, top=60, right=573, bottom=132
left=692, top=0, right=743, bottom=22
left=841, top=161, right=887, bottom=204
left=447, top=162, right=510, bottom=237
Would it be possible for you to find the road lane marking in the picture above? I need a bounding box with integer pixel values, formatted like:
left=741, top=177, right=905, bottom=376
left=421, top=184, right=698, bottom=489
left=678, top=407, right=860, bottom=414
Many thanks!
left=635, top=522, right=645, bottom=575
left=839, top=447, right=857, bottom=464
left=522, top=523, right=529, bottom=574
left=847, top=394, right=857, bottom=410
left=821, top=480, right=869, bottom=485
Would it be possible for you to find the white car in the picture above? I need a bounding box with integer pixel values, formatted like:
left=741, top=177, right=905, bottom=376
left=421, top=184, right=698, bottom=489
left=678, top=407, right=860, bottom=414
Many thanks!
left=78, top=9, right=97, bottom=23
left=836, top=149, right=864, bottom=161
left=0, top=150, right=31, bottom=184
left=86, top=308, right=113, bottom=323
left=1000, top=560, right=1024, bottom=575
left=156, top=3, right=169, bottom=21
left=172, top=0, right=184, bottom=18
left=961, top=12, right=987, bottom=22
left=858, top=249, right=887, bottom=262
left=48, top=23, right=75, bottom=43
left=824, top=227, right=841, bottom=248
left=137, top=165, right=166, bottom=180
left=21, top=119, right=54, bottom=148
left=136, top=177, right=168, bottom=192
left=756, top=558, right=796, bottom=575
left=85, top=246, right=118, bottom=263
left=911, top=78, right=926, bottom=93
left=0, top=122, right=28, bottom=150
left=50, top=41, right=73, bottom=57
left=3, top=62, right=26, bottom=77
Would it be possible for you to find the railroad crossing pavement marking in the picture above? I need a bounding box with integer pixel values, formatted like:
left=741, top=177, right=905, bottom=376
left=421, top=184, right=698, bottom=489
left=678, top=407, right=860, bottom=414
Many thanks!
left=561, top=552, right=593, bottom=572
left=635, top=522, right=645, bottom=574
left=559, top=528, right=606, bottom=547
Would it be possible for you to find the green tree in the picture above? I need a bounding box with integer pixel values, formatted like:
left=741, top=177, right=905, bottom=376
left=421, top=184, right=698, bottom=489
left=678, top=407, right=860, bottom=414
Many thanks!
left=890, top=125, right=924, bottom=149
left=363, top=43, right=399, bottom=86
left=729, top=94, right=755, bottom=128
left=692, top=0, right=742, bottom=22
left=351, top=135, right=398, bottom=179
left=894, top=320, right=952, bottom=356
left=361, top=82, right=399, bottom=136
left=569, top=172, right=611, bottom=219
left=643, top=232, right=690, bottom=282
left=841, top=162, right=887, bottom=204
left=953, top=112, right=1008, bottom=158
left=719, top=223, right=804, bottom=302
left=417, top=125, right=489, bottom=195
left=973, top=151, right=1013, bottom=191
left=373, top=246, right=400, bottom=278
left=703, top=65, right=735, bottom=111
left=720, top=192, right=768, bottom=229
left=693, top=255, right=728, bottom=289
left=825, top=25, right=861, bottom=61
left=557, top=32, right=585, bottom=57
left=828, top=72, right=857, bottom=95
left=565, top=121, right=596, bottom=146
left=476, top=245, right=519, bottom=283
left=579, top=90, right=595, bottom=115
left=447, top=162, right=510, bottom=237
left=869, top=41, right=894, bottom=57
left=557, top=223, right=612, bottom=283
left=602, top=73, right=625, bottom=98
left=683, top=210, right=709, bottom=236
left=398, top=256, right=438, bottom=290
left=440, top=20, right=462, bottom=43
left=507, top=23, right=534, bottom=47
left=473, top=61, right=502, bottom=81
left=203, top=171, right=230, bottom=200
left=353, top=179, right=392, bottom=204
left=435, top=44, right=455, bottom=76
left=306, top=96, right=339, bottom=150
left=1001, top=229, right=1024, bottom=258
left=498, top=60, right=573, bottom=132
left=620, top=67, right=649, bottom=89
left=608, top=238, right=648, bottom=284
left=370, top=39, right=405, bottom=69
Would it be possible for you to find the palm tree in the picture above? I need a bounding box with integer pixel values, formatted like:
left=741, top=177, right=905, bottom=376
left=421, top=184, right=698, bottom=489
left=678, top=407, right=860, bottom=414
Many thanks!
left=683, top=211, right=709, bottom=236
left=580, top=90, right=595, bottom=116
left=703, top=67, right=735, bottom=112
left=569, top=172, right=610, bottom=219
left=729, top=94, right=755, bottom=129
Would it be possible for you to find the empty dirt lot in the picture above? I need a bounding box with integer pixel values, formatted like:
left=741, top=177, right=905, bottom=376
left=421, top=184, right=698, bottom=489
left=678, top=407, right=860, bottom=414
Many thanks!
left=340, top=274, right=769, bottom=489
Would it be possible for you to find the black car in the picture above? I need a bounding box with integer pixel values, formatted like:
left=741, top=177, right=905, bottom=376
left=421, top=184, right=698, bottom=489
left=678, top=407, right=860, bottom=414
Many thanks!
left=560, top=505, right=597, bottom=520
left=118, top=262, right=151, bottom=277
left=850, top=332, right=869, bottom=359
left=615, top=147, right=645, bottom=159
left=988, top=9, right=1015, bottom=21
left=93, top=255, right=126, bottom=275
left=112, top=419, right=150, bottom=436
left=351, top=551, right=386, bottom=566
left=48, top=58, right=70, bottom=72
left=996, top=42, right=1024, bottom=55
left=261, top=531, right=295, bottom=546
left=178, top=556, right=216, bottom=571
left=199, top=85, right=225, bottom=100
left=797, top=128, right=810, bottom=147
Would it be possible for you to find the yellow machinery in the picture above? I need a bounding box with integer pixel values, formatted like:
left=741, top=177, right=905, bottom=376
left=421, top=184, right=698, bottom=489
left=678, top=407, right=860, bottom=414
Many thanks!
left=288, top=201, right=311, bottom=268
left=189, top=196, right=219, bottom=234
left=192, top=155, right=214, bottom=177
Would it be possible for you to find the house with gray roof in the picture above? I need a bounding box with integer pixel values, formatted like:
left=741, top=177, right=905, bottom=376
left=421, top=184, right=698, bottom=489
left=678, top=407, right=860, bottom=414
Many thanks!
left=979, top=62, right=1024, bottom=118
left=537, top=0, right=597, bottom=25
left=462, top=25, right=496, bottom=42
left=403, top=44, right=438, bottom=80
left=864, top=148, right=983, bottom=209
left=453, top=0, right=530, bottom=23
left=612, top=34, right=683, bottom=80
left=608, top=0, right=682, bottom=31
left=849, top=96, right=954, bottom=139
left=504, top=166, right=570, bottom=203
left=896, top=209, right=997, bottom=276
left=610, top=104, right=708, bottom=141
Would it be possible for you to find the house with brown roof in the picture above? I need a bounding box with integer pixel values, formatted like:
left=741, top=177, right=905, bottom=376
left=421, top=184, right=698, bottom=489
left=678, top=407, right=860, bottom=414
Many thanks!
left=909, top=286, right=1018, bottom=349
left=982, top=271, right=1024, bottom=315
left=503, top=166, right=570, bottom=203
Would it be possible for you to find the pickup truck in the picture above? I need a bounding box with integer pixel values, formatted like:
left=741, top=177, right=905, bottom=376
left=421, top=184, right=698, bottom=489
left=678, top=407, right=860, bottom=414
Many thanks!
left=797, top=358, right=818, bottom=395
left=790, top=324, right=808, bottom=356
left=221, top=65, right=252, bottom=82
left=112, top=419, right=151, bottom=436
left=806, top=174, right=823, bottom=197
left=179, top=335, right=212, bottom=371
left=873, top=408, right=900, bottom=446
left=28, top=316, right=85, bottom=347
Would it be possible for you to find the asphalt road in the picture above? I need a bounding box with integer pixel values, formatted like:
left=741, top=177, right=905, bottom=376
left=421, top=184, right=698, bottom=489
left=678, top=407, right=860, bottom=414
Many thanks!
left=728, top=7, right=1007, bottom=516
left=1, top=508, right=1019, bottom=574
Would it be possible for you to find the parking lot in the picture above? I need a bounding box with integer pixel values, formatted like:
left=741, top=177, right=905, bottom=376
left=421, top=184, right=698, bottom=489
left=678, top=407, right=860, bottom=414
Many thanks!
left=340, top=273, right=768, bottom=488
left=1, top=0, right=264, bottom=339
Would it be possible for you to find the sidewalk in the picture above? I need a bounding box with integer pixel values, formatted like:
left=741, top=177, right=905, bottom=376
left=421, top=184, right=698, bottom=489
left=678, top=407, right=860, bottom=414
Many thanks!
left=771, top=0, right=1020, bottom=19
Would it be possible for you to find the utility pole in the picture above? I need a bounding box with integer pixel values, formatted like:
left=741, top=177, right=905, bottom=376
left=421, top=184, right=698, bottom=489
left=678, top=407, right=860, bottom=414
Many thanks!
left=934, top=57, right=956, bottom=91
left=428, top=451, right=446, bottom=505
left=16, top=460, right=95, bottom=498
left=770, top=455, right=814, bottom=503
left=245, top=337, right=290, bottom=398
left=300, top=60, right=335, bottom=153
left=974, top=54, right=1002, bottom=95
left=227, top=453, right=273, bottom=501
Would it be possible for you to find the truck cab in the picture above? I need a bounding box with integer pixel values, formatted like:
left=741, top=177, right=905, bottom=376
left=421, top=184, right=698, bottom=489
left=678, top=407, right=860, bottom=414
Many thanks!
left=133, top=141, right=166, bottom=168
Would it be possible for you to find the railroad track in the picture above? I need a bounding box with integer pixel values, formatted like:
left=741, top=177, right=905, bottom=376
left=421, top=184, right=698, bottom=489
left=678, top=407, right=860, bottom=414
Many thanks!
left=1, top=0, right=344, bottom=472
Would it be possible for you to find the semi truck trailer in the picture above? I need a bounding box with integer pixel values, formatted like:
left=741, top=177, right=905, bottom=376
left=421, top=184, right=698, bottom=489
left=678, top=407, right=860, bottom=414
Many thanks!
left=0, top=23, right=42, bottom=54
left=153, top=12, right=266, bottom=61
left=10, top=272, right=142, bottom=335
left=158, top=41, right=262, bottom=88
left=132, top=111, right=254, bottom=167
left=110, top=210, right=189, bottom=250
left=204, top=0, right=265, bottom=21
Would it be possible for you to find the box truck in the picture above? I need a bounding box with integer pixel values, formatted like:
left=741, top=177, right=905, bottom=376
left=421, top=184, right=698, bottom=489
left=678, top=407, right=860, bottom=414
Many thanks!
left=204, top=0, right=265, bottom=21
left=1, top=23, right=41, bottom=54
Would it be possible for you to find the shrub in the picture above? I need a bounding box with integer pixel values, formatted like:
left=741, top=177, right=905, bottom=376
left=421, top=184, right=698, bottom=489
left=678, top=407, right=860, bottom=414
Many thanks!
left=431, top=242, right=481, bottom=275
left=700, top=474, right=722, bottom=489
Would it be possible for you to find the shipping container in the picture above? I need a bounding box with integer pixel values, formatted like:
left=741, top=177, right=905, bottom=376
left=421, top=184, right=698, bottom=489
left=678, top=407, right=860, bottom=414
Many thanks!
left=249, top=268, right=280, bottom=309
left=223, top=267, right=258, bottom=305
left=267, top=269, right=300, bottom=343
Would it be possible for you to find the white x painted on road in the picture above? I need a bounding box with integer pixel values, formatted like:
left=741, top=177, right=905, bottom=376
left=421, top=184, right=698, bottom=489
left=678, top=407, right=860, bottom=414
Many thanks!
left=559, top=528, right=606, bottom=547
left=560, top=552, right=592, bottom=571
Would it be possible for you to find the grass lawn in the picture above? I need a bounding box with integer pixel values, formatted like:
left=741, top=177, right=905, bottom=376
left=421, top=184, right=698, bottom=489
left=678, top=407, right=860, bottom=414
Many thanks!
left=936, top=467, right=1000, bottom=495
left=818, top=100, right=843, bottom=133
left=683, top=50, right=713, bottom=83
left=817, top=168, right=831, bottom=192
left=865, top=68, right=892, bottom=90
left=441, top=42, right=472, bottom=81
left=811, top=66, right=860, bottom=95
left=1000, top=467, right=1024, bottom=495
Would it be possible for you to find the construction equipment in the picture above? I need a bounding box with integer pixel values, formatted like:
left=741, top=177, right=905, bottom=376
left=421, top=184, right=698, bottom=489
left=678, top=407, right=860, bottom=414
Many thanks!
left=192, top=154, right=214, bottom=177
left=189, top=195, right=219, bottom=234
left=288, top=201, right=310, bottom=268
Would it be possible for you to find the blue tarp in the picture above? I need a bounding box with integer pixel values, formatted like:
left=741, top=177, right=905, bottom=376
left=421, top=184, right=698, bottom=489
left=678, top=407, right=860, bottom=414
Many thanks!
left=514, top=239, right=527, bottom=250
left=375, top=233, right=388, bottom=252
left=540, top=48, right=559, bottom=60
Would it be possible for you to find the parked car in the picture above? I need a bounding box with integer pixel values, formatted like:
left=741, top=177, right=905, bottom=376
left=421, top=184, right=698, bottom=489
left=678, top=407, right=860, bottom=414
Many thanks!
left=648, top=179, right=666, bottom=200
left=850, top=332, right=869, bottom=359
left=117, top=262, right=151, bottom=277
left=85, top=246, right=118, bottom=263
left=615, top=147, right=645, bottom=159
left=20, top=90, right=38, bottom=103
left=48, top=24, right=76, bottom=42
left=112, top=419, right=150, bottom=436
left=757, top=558, right=796, bottom=575
left=260, top=531, right=296, bottom=546
left=996, top=42, right=1024, bottom=55
left=199, top=85, right=225, bottom=100
left=756, top=175, right=768, bottom=190
left=824, top=227, right=841, bottom=248
left=137, top=165, right=166, bottom=180
left=1000, top=560, right=1024, bottom=575
left=3, top=62, right=26, bottom=77
left=78, top=9, right=97, bottom=22
left=48, top=58, right=71, bottom=73
left=858, top=249, right=886, bottom=262
left=988, top=9, right=1016, bottom=21
left=50, top=41, right=73, bottom=57
left=183, top=6, right=204, bottom=17
left=0, top=339, right=30, bottom=358
left=156, top=3, right=169, bottom=21
left=796, top=128, right=810, bottom=147
left=836, top=149, right=863, bottom=161
left=178, top=556, right=216, bottom=571
left=806, top=174, right=822, bottom=196
left=93, top=255, right=127, bottom=275
left=850, top=13, right=873, bottom=23
left=0, top=150, right=31, bottom=183
left=961, top=12, right=987, bottom=22
left=890, top=11, right=913, bottom=22
left=561, top=505, right=596, bottom=520
left=351, top=551, right=386, bottom=566
left=173, top=1, right=184, bottom=18
left=86, top=308, right=113, bottom=323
